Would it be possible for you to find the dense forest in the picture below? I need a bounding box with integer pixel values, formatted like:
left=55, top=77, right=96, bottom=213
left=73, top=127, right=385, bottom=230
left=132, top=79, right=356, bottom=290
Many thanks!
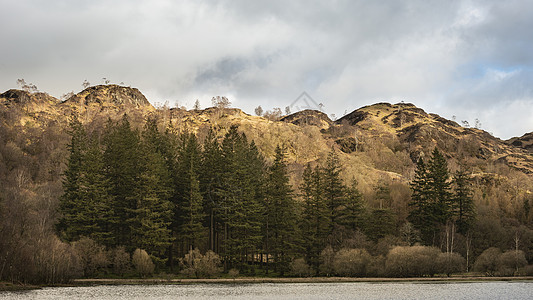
left=1, top=86, right=533, bottom=284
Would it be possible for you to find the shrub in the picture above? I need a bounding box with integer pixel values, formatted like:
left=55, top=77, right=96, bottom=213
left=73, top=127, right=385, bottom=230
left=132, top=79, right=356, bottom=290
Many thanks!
left=180, top=249, right=221, bottom=278
left=366, top=255, right=386, bottom=277
left=385, top=245, right=440, bottom=277
left=290, top=258, right=313, bottom=277
left=473, top=247, right=501, bottom=276
left=319, top=246, right=335, bottom=276
left=228, top=268, right=239, bottom=278
left=333, top=248, right=371, bottom=277
left=497, top=250, right=527, bottom=276
left=132, top=249, right=154, bottom=277
left=524, top=265, right=533, bottom=276
left=436, top=252, right=465, bottom=276
left=112, top=246, right=131, bottom=275
left=73, top=237, right=109, bottom=277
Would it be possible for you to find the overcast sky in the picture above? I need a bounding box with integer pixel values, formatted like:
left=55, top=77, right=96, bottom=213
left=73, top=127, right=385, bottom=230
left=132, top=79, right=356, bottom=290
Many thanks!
left=1, top=0, right=532, bottom=139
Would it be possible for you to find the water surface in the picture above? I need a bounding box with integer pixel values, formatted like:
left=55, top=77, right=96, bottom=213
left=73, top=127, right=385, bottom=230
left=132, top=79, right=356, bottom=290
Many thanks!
left=1, top=281, right=532, bottom=300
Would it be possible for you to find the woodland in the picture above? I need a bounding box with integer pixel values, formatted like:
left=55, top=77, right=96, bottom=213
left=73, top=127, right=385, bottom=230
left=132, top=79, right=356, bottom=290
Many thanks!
left=1, top=86, right=533, bottom=284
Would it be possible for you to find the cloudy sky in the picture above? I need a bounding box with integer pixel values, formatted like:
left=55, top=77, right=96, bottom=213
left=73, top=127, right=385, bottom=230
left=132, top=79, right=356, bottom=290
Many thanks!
left=1, top=0, right=532, bottom=139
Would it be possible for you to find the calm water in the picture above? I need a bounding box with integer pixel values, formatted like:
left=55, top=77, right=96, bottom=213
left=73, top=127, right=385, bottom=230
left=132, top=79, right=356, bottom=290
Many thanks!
left=1, top=282, right=532, bottom=300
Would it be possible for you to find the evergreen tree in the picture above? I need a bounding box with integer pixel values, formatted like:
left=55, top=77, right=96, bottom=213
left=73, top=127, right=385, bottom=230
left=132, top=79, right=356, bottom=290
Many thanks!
left=219, top=126, right=264, bottom=270
left=176, top=132, right=206, bottom=253
left=409, top=148, right=453, bottom=245
left=343, top=178, right=366, bottom=232
left=322, top=148, right=347, bottom=232
left=130, top=119, right=174, bottom=264
left=199, top=128, right=224, bottom=253
left=103, top=114, right=142, bottom=248
left=300, top=164, right=329, bottom=274
left=263, top=145, right=300, bottom=275
left=57, top=115, right=89, bottom=241
left=80, top=138, right=114, bottom=246
left=426, top=148, right=453, bottom=224
left=452, top=170, right=475, bottom=234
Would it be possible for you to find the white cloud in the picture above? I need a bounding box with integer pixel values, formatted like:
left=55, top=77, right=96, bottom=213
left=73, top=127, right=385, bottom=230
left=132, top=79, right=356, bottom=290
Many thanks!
left=0, top=0, right=532, bottom=138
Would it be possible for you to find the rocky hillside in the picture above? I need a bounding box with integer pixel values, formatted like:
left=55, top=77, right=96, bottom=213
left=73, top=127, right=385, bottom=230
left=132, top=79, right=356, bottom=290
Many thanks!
left=2, top=85, right=532, bottom=204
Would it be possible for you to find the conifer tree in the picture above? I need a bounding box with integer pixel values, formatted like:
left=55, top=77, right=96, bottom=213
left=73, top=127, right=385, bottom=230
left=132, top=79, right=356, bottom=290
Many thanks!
left=199, top=128, right=224, bottom=253
left=103, top=114, right=142, bottom=248
left=453, top=170, right=475, bottom=234
left=176, top=132, right=206, bottom=253
left=322, top=148, right=347, bottom=232
left=219, top=126, right=264, bottom=270
left=130, top=118, right=174, bottom=264
left=264, top=145, right=300, bottom=275
left=343, top=178, right=365, bottom=232
left=57, top=115, right=89, bottom=241
left=300, top=164, right=329, bottom=274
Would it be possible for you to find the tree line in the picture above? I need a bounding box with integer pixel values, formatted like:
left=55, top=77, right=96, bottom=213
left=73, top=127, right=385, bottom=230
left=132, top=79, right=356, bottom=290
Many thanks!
left=56, top=113, right=507, bottom=278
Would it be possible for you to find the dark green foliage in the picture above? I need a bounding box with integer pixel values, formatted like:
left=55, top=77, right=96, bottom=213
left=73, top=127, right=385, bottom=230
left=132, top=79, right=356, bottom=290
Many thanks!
left=176, top=132, right=206, bottom=253
left=453, top=170, right=475, bottom=234
left=300, top=164, right=329, bottom=274
left=219, top=126, right=265, bottom=270
left=365, top=208, right=396, bottom=242
left=343, top=178, right=365, bottom=232
left=322, top=148, right=347, bottom=231
left=263, top=145, right=300, bottom=275
left=408, top=148, right=456, bottom=245
left=103, top=115, right=142, bottom=248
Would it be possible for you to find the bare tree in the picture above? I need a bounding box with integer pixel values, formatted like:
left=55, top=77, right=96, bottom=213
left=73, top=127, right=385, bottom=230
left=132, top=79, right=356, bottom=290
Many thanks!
left=285, top=106, right=291, bottom=115
left=102, top=78, right=110, bottom=85
left=82, top=80, right=90, bottom=89
left=193, top=99, right=201, bottom=110
left=255, top=105, right=263, bottom=116
left=211, top=96, right=231, bottom=109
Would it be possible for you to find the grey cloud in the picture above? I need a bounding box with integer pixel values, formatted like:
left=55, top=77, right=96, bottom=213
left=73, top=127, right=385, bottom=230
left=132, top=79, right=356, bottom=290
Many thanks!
left=0, top=0, right=532, bottom=138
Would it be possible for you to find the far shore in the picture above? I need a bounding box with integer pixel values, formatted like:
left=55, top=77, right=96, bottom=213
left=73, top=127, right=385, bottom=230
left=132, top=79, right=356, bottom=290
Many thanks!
left=73, top=276, right=533, bottom=285
left=3, top=276, right=532, bottom=291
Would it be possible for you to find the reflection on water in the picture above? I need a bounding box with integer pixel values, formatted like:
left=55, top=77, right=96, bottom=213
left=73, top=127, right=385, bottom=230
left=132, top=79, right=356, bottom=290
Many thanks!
left=1, top=281, right=532, bottom=300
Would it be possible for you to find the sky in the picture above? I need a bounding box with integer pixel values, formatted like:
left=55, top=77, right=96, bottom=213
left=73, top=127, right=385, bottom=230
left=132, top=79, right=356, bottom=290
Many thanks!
left=1, top=0, right=532, bottom=139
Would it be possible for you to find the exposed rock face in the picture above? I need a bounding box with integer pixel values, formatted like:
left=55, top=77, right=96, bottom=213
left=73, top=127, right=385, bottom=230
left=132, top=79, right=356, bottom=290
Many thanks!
left=281, top=109, right=332, bottom=130
left=507, top=132, right=533, bottom=153
left=0, top=89, right=59, bottom=107
left=63, top=85, right=153, bottom=109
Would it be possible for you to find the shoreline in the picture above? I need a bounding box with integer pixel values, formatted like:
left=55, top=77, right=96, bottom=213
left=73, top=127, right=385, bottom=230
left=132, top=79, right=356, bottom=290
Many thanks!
left=72, top=276, right=533, bottom=285
left=3, top=276, right=532, bottom=291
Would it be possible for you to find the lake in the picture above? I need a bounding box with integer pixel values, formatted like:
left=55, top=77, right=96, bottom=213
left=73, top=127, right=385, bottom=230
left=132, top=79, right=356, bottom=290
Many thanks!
left=1, top=281, right=532, bottom=299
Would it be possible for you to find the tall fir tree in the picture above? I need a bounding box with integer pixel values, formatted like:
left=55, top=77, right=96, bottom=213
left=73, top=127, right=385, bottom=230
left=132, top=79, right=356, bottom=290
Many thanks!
left=199, top=128, right=224, bottom=253
left=176, top=132, right=206, bottom=253
left=452, top=170, right=475, bottom=234
left=129, top=118, right=174, bottom=264
left=322, top=148, right=347, bottom=233
left=263, top=145, right=300, bottom=275
left=57, top=115, right=89, bottom=241
left=343, top=178, right=366, bottom=232
left=103, top=114, right=142, bottom=248
left=300, top=164, right=329, bottom=274
left=219, top=126, right=264, bottom=270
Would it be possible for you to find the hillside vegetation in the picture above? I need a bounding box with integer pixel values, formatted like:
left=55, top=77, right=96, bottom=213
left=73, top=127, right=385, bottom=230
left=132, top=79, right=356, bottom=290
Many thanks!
left=1, top=85, right=532, bottom=283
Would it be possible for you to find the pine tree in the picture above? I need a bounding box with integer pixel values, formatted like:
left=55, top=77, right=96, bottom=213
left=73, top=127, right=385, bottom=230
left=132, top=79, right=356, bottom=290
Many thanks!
left=176, top=132, right=206, bottom=253
left=218, top=126, right=264, bottom=270
left=80, top=138, right=114, bottom=246
left=57, top=115, right=89, bottom=241
left=427, top=147, right=453, bottom=224
left=264, top=145, right=300, bottom=275
left=343, top=178, right=365, bottom=232
left=300, top=164, right=329, bottom=274
left=408, top=148, right=453, bottom=245
left=130, top=120, right=174, bottom=264
left=103, top=114, right=142, bottom=248
left=199, top=128, right=224, bottom=253
left=452, top=170, right=475, bottom=234
left=322, top=148, right=347, bottom=232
